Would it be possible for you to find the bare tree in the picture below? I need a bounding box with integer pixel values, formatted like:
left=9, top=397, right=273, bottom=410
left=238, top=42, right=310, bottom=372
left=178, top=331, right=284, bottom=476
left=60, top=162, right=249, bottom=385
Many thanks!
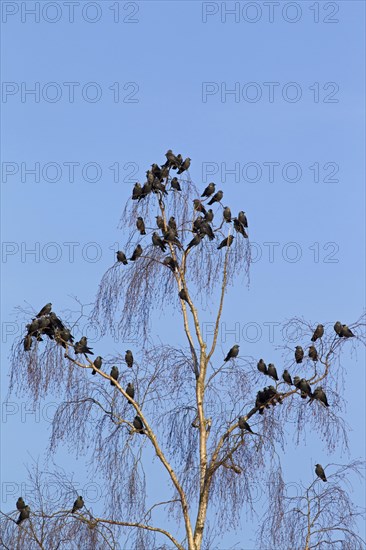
left=258, top=460, right=366, bottom=549
left=3, top=151, right=366, bottom=549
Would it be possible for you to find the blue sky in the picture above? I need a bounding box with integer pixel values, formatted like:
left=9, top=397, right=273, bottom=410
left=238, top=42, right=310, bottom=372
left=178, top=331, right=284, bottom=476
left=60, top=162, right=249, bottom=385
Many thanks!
left=1, top=1, right=365, bottom=548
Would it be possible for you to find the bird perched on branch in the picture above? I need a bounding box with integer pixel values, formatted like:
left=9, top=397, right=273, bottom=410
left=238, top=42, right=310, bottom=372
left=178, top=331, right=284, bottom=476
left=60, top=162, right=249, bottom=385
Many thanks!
left=152, top=232, right=166, bottom=252
left=36, top=303, right=52, bottom=318
left=126, top=382, right=135, bottom=403
left=233, top=218, right=248, bottom=238
left=16, top=497, right=26, bottom=511
left=193, top=199, right=207, bottom=216
left=110, top=366, right=119, bottom=386
left=179, top=289, right=189, bottom=303
left=72, top=496, right=84, bottom=513
left=92, top=356, right=102, bottom=375
left=170, top=177, right=181, bottom=191
left=177, top=157, right=191, bottom=174
left=238, top=417, right=255, bottom=433
left=163, top=256, right=179, bottom=272
left=217, top=235, right=234, bottom=250
left=133, top=415, right=145, bottom=434
left=116, top=251, right=128, bottom=264
left=199, top=221, right=215, bottom=241
left=165, top=149, right=181, bottom=168
left=132, top=182, right=142, bottom=200
left=208, top=190, right=223, bottom=205
left=340, top=324, right=355, bottom=338
left=16, top=505, right=30, bottom=525
left=130, top=244, right=143, bottom=261
left=224, top=345, right=239, bottom=362
left=223, top=206, right=232, bottom=223
left=204, top=209, right=214, bottom=223
left=136, top=217, right=146, bottom=235
left=267, top=364, right=279, bottom=381
left=156, top=215, right=165, bottom=230
left=315, top=463, right=327, bottom=482
left=309, top=387, right=329, bottom=407
left=257, top=359, right=267, bottom=375
left=201, top=182, right=215, bottom=198
left=238, top=211, right=248, bottom=228
left=74, top=336, right=93, bottom=355
left=23, top=334, right=32, bottom=351
left=308, top=346, right=318, bottom=362
left=311, top=324, right=324, bottom=342
left=282, top=370, right=292, bottom=385
left=125, top=350, right=134, bottom=368
left=296, top=378, right=312, bottom=398
left=295, top=346, right=304, bottom=364
left=186, top=234, right=203, bottom=251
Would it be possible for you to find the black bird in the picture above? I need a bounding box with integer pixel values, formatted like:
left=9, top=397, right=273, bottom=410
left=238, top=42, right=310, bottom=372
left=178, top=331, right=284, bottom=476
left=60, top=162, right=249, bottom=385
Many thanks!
left=334, top=321, right=343, bottom=337
left=16, top=505, right=30, bottom=525
left=170, top=177, right=181, bottom=191
left=130, top=244, right=142, bottom=261
left=125, top=350, right=134, bottom=368
left=23, top=334, right=32, bottom=351
left=310, top=387, right=329, bottom=407
left=156, top=215, right=165, bottom=230
left=186, top=234, right=203, bottom=251
left=223, top=206, right=232, bottom=223
left=201, top=182, right=215, bottom=198
left=282, top=370, right=292, bottom=385
left=267, top=363, right=279, bottom=381
left=133, top=415, right=145, bottom=434
left=308, top=346, right=318, bottom=362
left=152, top=232, right=167, bottom=252
left=136, top=217, right=146, bottom=235
left=110, top=366, right=119, bottom=386
left=224, top=345, right=239, bottom=362
left=311, top=324, right=324, bottom=342
left=126, top=382, right=135, bottom=403
left=296, top=378, right=312, bottom=398
left=233, top=218, right=248, bottom=238
left=208, top=190, right=223, bottom=205
left=174, top=154, right=183, bottom=169
left=152, top=179, right=168, bottom=194
left=72, top=496, right=84, bottom=513
left=341, top=324, right=355, bottom=338
left=139, top=181, right=152, bottom=200
left=132, top=182, right=142, bottom=200
left=116, top=251, right=128, bottom=264
left=26, top=318, right=39, bottom=335
left=55, top=328, right=74, bottom=348
left=315, top=464, right=327, bottom=482
left=74, top=336, right=93, bottom=355
left=295, top=346, right=304, bottom=364
left=164, top=228, right=182, bottom=248
left=151, top=163, right=162, bottom=178
left=255, top=390, right=267, bottom=414
left=146, top=170, right=154, bottom=184
left=163, top=256, right=179, bottom=272
left=238, top=211, right=248, bottom=228
left=49, top=312, right=64, bottom=331
left=16, top=497, right=26, bottom=510
left=257, top=359, right=267, bottom=375
left=204, top=209, right=214, bottom=223
left=199, top=221, right=215, bottom=240
left=193, top=217, right=203, bottom=233
left=217, top=235, right=234, bottom=250
left=165, top=149, right=180, bottom=167
left=168, top=216, right=177, bottom=234
left=92, top=355, right=102, bottom=375
left=238, top=417, right=255, bottom=433
left=36, top=303, right=52, bottom=318
left=193, top=199, right=207, bottom=215
left=177, top=157, right=191, bottom=174
left=179, top=289, right=189, bottom=303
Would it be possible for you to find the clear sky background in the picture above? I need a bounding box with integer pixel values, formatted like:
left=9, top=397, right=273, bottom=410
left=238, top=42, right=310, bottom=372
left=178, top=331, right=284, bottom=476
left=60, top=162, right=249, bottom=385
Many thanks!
left=1, top=1, right=365, bottom=548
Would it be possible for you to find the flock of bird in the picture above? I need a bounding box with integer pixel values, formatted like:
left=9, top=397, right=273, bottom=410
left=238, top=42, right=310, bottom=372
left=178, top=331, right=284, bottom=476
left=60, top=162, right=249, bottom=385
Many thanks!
left=22, top=303, right=144, bottom=435
left=115, top=150, right=248, bottom=270
left=14, top=494, right=85, bottom=526
left=224, top=322, right=355, bottom=429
